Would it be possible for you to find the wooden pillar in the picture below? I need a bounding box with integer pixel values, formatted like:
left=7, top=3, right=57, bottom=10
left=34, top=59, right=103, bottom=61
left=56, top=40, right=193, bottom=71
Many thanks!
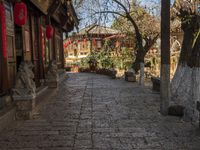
left=0, top=1, right=9, bottom=93
left=52, top=26, right=56, bottom=60
left=160, top=0, right=171, bottom=115
left=38, top=17, right=45, bottom=82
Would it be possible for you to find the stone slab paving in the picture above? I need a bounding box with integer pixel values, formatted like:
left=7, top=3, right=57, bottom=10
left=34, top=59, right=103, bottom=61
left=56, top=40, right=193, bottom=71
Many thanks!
left=0, top=73, right=200, bottom=150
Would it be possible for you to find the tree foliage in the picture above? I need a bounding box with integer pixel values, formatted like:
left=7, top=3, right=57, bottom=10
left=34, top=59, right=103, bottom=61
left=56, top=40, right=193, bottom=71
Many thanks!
left=170, top=0, right=200, bottom=121
left=80, top=39, right=134, bottom=70
left=74, top=0, right=160, bottom=73
left=172, top=0, right=200, bottom=67
left=95, top=0, right=160, bottom=72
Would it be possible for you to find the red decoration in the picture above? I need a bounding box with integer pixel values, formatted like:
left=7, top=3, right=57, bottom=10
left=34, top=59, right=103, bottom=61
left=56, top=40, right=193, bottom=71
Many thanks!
left=93, top=38, right=96, bottom=47
left=46, top=25, right=54, bottom=39
left=14, top=2, right=27, bottom=26
left=64, top=41, right=69, bottom=48
left=0, top=3, right=7, bottom=59
left=69, top=39, right=72, bottom=44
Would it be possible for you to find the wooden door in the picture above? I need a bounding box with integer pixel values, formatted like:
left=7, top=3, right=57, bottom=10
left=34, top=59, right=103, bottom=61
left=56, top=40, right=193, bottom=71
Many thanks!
left=5, top=1, right=16, bottom=89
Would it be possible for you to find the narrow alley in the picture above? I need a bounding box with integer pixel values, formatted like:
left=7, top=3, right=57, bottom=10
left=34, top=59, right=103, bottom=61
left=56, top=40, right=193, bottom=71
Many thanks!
left=0, top=73, right=199, bottom=150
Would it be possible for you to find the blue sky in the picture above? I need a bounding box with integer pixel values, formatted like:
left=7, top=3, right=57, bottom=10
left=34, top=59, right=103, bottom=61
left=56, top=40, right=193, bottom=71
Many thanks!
left=74, top=0, right=174, bottom=31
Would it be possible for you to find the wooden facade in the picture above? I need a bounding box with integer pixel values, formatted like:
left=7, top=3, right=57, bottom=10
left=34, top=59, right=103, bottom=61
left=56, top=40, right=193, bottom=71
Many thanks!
left=64, top=25, right=132, bottom=67
left=0, top=0, right=78, bottom=96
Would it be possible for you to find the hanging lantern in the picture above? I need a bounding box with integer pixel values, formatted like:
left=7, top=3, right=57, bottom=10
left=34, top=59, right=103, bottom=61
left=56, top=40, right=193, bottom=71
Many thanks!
left=14, top=1, right=27, bottom=26
left=46, top=25, right=54, bottom=39
left=0, top=2, right=7, bottom=59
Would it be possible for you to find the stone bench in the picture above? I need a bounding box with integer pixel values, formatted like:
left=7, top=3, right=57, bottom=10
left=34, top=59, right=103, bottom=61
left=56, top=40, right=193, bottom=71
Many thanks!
left=151, top=77, right=160, bottom=92
left=125, top=71, right=136, bottom=82
left=109, top=69, right=117, bottom=79
left=95, top=68, right=117, bottom=79
left=168, top=105, right=184, bottom=117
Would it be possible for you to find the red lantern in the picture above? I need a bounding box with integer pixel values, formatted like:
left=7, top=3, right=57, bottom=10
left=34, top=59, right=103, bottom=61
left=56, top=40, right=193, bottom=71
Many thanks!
left=46, top=25, right=54, bottom=39
left=14, top=1, right=27, bottom=26
left=0, top=3, right=7, bottom=59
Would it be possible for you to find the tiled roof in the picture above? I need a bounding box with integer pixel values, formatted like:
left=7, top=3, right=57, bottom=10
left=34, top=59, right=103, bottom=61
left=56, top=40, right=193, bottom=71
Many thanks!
left=78, top=25, right=121, bottom=35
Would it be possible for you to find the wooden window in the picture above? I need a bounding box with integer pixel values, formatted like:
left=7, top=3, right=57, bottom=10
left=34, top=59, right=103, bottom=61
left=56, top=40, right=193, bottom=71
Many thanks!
left=6, top=36, right=14, bottom=59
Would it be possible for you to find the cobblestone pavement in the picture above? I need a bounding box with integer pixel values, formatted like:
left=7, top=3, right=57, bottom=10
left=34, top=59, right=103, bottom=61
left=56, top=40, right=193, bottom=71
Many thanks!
left=0, top=73, right=200, bottom=150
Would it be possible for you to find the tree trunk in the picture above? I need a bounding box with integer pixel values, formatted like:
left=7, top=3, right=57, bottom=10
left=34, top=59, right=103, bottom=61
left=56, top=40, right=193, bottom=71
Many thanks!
left=185, top=32, right=200, bottom=122
left=171, top=29, right=195, bottom=104
left=171, top=15, right=200, bottom=122
left=132, top=35, right=159, bottom=73
left=139, top=62, right=144, bottom=86
left=132, top=50, right=146, bottom=73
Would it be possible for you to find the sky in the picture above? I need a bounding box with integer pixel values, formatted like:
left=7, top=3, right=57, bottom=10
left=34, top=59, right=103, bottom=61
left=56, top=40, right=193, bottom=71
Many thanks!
left=72, top=0, right=174, bottom=32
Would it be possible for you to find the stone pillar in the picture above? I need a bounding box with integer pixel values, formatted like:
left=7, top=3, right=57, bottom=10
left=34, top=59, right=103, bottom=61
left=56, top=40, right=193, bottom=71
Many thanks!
left=160, top=0, right=170, bottom=115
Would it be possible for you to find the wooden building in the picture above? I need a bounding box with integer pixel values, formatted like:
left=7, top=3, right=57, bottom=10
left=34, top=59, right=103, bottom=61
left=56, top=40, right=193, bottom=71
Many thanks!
left=0, top=0, right=78, bottom=107
left=64, top=25, right=131, bottom=67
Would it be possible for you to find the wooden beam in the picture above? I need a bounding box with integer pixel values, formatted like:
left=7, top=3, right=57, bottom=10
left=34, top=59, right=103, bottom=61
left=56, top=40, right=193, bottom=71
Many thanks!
left=47, top=0, right=61, bottom=16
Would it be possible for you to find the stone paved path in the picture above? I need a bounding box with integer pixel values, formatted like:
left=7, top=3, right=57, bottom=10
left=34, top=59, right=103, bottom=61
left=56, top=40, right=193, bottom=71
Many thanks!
left=0, top=73, right=200, bottom=150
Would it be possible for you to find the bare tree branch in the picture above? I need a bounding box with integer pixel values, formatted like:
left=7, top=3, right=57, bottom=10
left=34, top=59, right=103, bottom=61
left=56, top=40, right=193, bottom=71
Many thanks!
left=95, top=11, right=127, bottom=18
